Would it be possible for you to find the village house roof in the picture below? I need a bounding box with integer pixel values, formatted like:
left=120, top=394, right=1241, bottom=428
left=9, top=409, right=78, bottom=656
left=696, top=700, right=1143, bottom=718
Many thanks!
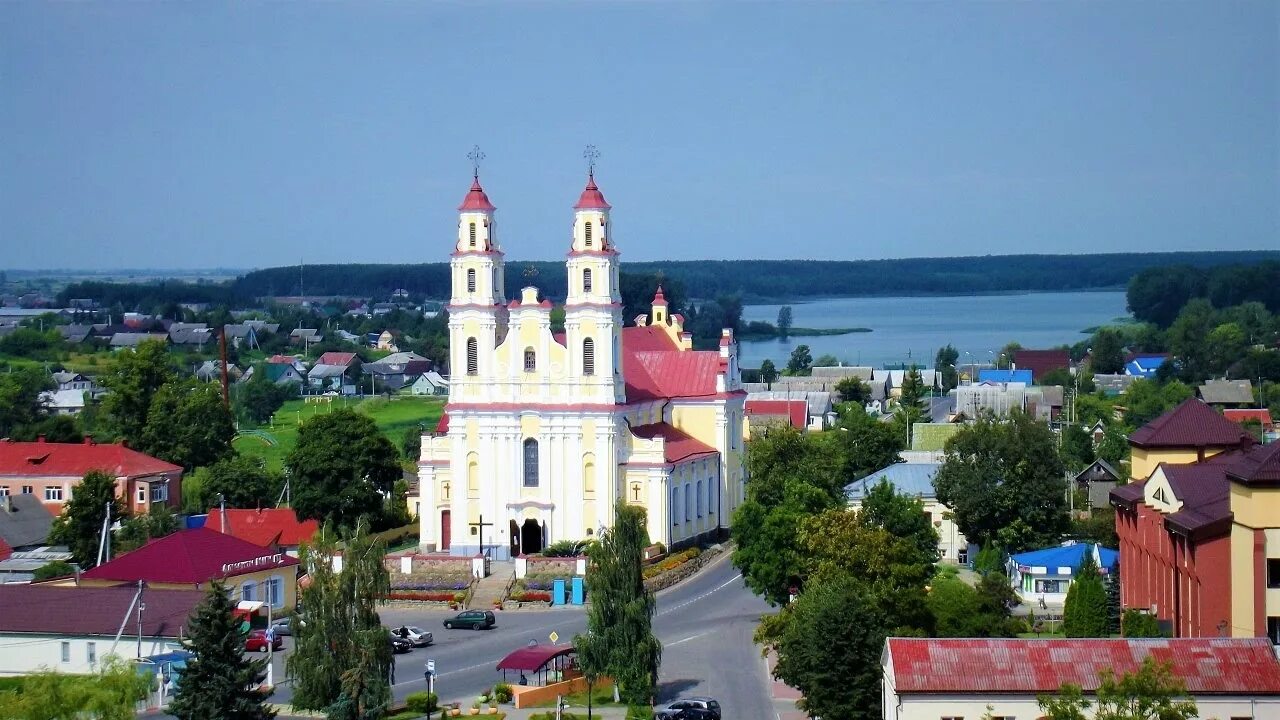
left=629, top=423, right=718, bottom=464
left=307, top=364, right=349, bottom=379
left=39, top=389, right=87, bottom=412
left=1124, top=354, right=1169, bottom=378
left=208, top=508, right=319, bottom=548
left=1012, top=349, right=1071, bottom=381
left=0, top=439, right=181, bottom=478
left=1198, top=379, right=1255, bottom=405
left=108, top=332, right=168, bottom=348
left=848, top=462, right=941, bottom=502
left=1128, top=398, right=1252, bottom=449
left=0, top=585, right=205, bottom=638
left=82, top=528, right=298, bottom=584
left=1073, top=458, right=1121, bottom=485
left=885, top=637, right=1280, bottom=695
left=1009, top=543, right=1117, bottom=575
left=57, top=325, right=93, bottom=343
left=1223, top=408, right=1275, bottom=431
left=810, top=366, right=874, bottom=381
left=0, top=494, right=55, bottom=551
left=744, top=399, right=807, bottom=429
left=316, top=351, right=359, bottom=367
left=977, top=368, right=1032, bottom=384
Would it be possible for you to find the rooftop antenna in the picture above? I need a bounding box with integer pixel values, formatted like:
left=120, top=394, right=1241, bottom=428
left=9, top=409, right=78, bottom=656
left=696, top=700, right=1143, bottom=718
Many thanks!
left=467, top=144, right=485, bottom=179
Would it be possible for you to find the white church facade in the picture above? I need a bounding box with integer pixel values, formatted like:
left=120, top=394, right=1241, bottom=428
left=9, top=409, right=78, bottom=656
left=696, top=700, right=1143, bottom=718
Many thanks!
left=416, top=170, right=746, bottom=559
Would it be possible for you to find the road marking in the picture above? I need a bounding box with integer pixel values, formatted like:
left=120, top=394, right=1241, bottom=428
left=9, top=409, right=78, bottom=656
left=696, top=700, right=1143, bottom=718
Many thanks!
left=657, top=572, right=743, bottom=617
left=666, top=630, right=713, bottom=648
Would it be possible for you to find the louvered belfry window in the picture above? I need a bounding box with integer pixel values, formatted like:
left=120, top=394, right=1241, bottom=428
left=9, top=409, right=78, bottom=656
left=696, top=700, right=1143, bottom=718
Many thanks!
left=582, top=338, right=595, bottom=376
left=466, top=337, right=478, bottom=375
left=584, top=221, right=593, bottom=248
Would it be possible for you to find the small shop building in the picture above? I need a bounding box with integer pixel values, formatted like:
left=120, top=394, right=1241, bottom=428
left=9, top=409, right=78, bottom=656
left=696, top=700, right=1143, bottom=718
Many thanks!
left=1007, top=541, right=1116, bottom=606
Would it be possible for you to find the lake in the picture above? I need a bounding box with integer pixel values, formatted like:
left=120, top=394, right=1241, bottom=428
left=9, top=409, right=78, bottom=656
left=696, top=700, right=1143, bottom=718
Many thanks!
left=738, top=290, right=1129, bottom=369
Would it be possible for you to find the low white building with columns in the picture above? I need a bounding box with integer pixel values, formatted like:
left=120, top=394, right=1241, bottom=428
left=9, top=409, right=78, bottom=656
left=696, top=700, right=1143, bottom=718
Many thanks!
left=416, top=170, right=745, bottom=559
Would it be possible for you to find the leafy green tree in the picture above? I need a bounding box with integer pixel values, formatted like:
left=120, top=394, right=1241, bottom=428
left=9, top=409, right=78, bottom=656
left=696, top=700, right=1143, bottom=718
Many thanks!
left=287, top=409, right=402, bottom=529
left=140, top=380, right=236, bottom=471
left=997, top=341, right=1022, bottom=369
left=759, top=359, right=779, bottom=386
left=834, top=405, right=904, bottom=476
left=32, top=560, right=76, bottom=581
left=1090, top=328, right=1125, bottom=374
left=115, top=504, right=180, bottom=554
left=1126, top=265, right=1207, bottom=328
left=1206, top=322, right=1247, bottom=376
left=400, top=425, right=422, bottom=461
left=0, top=366, right=53, bottom=439
left=928, top=574, right=1015, bottom=638
left=834, top=376, right=870, bottom=404
left=933, top=412, right=1070, bottom=551
left=857, top=478, right=938, bottom=566
left=973, top=539, right=1003, bottom=575
left=1063, top=550, right=1108, bottom=637
left=191, top=455, right=282, bottom=512
left=48, top=470, right=124, bottom=568
left=1038, top=657, right=1196, bottom=720
left=731, top=428, right=847, bottom=605
left=98, top=339, right=177, bottom=445
left=785, top=344, right=813, bottom=376
left=1096, top=424, right=1131, bottom=468
left=234, top=370, right=294, bottom=425
left=1121, top=609, right=1164, bottom=638
left=575, top=501, right=661, bottom=706
left=169, top=581, right=274, bottom=720
left=0, top=327, right=64, bottom=358
left=0, top=656, right=151, bottom=720
left=1122, top=379, right=1193, bottom=428
left=776, top=305, right=793, bottom=337
left=1166, top=298, right=1216, bottom=381
left=1060, top=424, right=1095, bottom=473
left=288, top=521, right=392, bottom=714
left=813, top=353, right=840, bottom=368
left=767, top=570, right=891, bottom=720
left=936, top=344, right=959, bottom=391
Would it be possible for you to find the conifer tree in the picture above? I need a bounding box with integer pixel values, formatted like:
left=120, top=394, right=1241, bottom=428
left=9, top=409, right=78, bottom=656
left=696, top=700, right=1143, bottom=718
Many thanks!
left=1105, top=560, right=1122, bottom=636
left=169, top=581, right=274, bottom=720
left=575, top=500, right=661, bottom=707
left=1063, top=548, right=1108, bottom=637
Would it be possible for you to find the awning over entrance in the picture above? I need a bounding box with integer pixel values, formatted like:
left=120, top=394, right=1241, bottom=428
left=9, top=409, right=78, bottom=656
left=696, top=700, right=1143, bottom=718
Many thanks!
left=495, top=644, right=575, bottom=672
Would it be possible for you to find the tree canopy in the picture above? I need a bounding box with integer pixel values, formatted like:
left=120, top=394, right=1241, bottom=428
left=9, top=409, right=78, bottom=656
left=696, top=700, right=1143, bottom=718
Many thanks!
left=1038, top=657, right=1197, bottom=720
left=286, top=409, right=402, bottom=529
left=169, top=581, right=274, bottom=720
left=48, top=470, right=124, bottom=568
left=1062, top=550, right=1108, bottom=638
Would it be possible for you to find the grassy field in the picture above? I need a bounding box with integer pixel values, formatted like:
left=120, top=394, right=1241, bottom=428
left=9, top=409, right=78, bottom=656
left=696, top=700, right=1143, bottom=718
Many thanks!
left=233, top=395, right=445, bottom=471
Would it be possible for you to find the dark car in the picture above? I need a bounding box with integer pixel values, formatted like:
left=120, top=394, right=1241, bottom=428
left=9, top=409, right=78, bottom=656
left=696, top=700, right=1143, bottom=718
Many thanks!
left=654, top=697, right=722, bottom=720
left=442, top=610, right=495, bottom=630
left=244, top=629, right=282, bottom=653
left=389, top=635, right=413, bottom=654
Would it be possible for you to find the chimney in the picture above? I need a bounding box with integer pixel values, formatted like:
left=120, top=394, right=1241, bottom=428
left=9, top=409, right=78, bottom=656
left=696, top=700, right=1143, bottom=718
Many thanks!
left=36, top=436, right=46, bottom=444
left=83, top=436, right=94, bottom=445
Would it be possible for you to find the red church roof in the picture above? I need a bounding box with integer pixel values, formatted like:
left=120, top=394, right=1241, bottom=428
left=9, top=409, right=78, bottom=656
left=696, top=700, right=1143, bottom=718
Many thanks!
left=209, top=508, right=319, bottom=548
left=1129, top=398, right=1253, bottom=449
left=573, top=172, right=611, bottom=210
left=0, top=439, right=181, bottom=479
left=745, top=399, right=807, bottom=429
left=886, top=637, right=1280, bottom=695
left=82, top=527, right=298, bottom=584
left=630, top=423, right=719, bottom=464
left=458, top=176, right=496, bottom=212
left=435, top=412, right=450, bottom=434
left=624, top=350, right=721, bottom=402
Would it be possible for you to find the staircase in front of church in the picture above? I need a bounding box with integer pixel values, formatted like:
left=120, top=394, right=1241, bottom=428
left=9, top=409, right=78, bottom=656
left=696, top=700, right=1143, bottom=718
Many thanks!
left=467, top=560, right=515, bottom=609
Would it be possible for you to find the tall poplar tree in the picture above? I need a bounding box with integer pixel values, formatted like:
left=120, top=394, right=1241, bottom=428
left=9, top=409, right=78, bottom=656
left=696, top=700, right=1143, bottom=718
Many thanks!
left=575, top=501, right=661, bottom=707
left=48, top=470, right=124, bottom=568
left=169, top=581, right=274, bottom=720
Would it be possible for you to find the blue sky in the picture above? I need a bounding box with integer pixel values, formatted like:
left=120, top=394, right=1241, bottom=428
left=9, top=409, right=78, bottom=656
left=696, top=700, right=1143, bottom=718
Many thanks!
left=1, top=1, right=1275, bottom=270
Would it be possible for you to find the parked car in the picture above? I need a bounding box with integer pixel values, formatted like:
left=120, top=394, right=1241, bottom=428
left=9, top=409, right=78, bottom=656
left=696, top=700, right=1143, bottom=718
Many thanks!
left=442, top=610, right=495, bottom=630
left=654, top=697, right=722, bottom=720
left=389, top=635, right=413, bottom=654
left=244, top=629, right=282, bottom=653
left=391, top=625, right=433, bottom=647
left=269, top=617, right=302, bottom=636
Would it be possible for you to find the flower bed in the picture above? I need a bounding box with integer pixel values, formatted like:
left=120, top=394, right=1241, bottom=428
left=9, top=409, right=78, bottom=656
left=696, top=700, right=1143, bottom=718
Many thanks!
left=507, top=590, right=551, bottom=603
left=384, top=591, right=467, bottom=603
left=643, top=543, right=726, bottom=593
left=642, top=547, right=701, bottom=579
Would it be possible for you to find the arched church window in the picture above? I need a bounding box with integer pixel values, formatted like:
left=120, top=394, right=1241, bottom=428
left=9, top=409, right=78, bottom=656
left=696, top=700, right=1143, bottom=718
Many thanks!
left=523, top=439, right=539, bottom=488
left=466, top=337, right=478, bottom=376
left=467, top=453, right=479, bottom=497
left=583, top=268, right=593, bottom=294
left=524, top=348, right=536, bottom=373
left=582, top=338, right=595, bottom=376
left=583, top=454, right=596, bottom=495
left=466, top=269, right=476, bottom=293
left=584, top=221, right=593, bottom=248
left=469, top=222, right=477, bottom=247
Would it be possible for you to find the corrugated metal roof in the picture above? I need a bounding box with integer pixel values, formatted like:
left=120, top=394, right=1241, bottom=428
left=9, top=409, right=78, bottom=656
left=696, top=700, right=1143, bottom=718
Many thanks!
left=82, top=527, right=298, bottom=584
left=1009, top=542, right=1116, bottom=572
left=1198, top=379, right=1255, bottom=405
left=887, top=637, right=1280, bottom=694
left=847, top=462, right=940, bottom=501
left=745, top=399, right=807, bottom=429
left=0, top=439, right=180, bottom=478
left=0, top=585, right=204, bottom=638
left=629, top=422, right=718, bottom=464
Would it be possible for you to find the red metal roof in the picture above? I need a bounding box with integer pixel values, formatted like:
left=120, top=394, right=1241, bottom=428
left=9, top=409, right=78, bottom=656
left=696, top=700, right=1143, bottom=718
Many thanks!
left=267, top=354, right=297, bottom=364
left=209, top=508, right=319, bottom=547
left=745, top=399, right=807, bottom=429
left=573, top=172, right=611, bottom=210
left=622, top=326, right=678, bottom=352
left=624, top=350, right=721, bottom=401
left=1129, top=399, right=1252, bottom=449
left=1224, top=408, right=1275, bottom=430
left=630, top=422, right=719, bottom=464
left=496, top=643, right=576, bottom=671
left=887, top=637, right=1280, bottom=695
left=1012, top=349, right=1070, bottom=382
left=1227, top=440, right=1280, bottom=485
left=651, top=286, right=668, bottom=307
left=316, top=351, right=358, bottom=367
left=458, top=176, right=496, bottom=212
left=0, top=439, right=181, bottom=479
left=0, top=585, right=204, bottom=638
left=82, top=527, right=298, bottom=584
left=435, top=412, right=450, bottom=434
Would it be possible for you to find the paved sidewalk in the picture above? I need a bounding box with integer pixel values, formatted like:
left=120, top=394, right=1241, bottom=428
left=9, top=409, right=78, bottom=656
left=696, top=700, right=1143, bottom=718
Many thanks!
left=764, top=650, right=806, bottom=720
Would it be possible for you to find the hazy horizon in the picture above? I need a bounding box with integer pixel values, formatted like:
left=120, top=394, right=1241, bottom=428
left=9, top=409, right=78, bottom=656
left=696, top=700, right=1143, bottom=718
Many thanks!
left=2, top=2, right=1276, bottom=270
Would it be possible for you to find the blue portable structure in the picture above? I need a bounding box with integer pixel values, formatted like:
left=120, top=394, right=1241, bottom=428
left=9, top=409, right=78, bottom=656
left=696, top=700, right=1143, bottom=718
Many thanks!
left=552, top=578, right=566, bottom=606
left=571, top=576, right=584, bottom=605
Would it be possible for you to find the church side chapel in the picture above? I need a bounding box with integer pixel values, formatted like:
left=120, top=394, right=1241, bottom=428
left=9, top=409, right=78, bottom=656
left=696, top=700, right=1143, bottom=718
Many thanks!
left=417, top=153, right=746, bottom=559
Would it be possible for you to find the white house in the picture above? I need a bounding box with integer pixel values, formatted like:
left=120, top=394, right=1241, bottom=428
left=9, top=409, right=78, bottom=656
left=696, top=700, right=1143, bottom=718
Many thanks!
left=0, top=585, right=201, bottom=675
left=847, top=462, right=968, bottom=564
left=38, top=389, right=87, bottom=416
left=882, top=637, right=1280, bottom=720
left=411, top=371, right=450, bottom=396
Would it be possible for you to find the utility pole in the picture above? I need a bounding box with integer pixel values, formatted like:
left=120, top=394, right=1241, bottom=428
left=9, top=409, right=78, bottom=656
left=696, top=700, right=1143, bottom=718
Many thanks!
left=135, top=580, right=145, bottom=658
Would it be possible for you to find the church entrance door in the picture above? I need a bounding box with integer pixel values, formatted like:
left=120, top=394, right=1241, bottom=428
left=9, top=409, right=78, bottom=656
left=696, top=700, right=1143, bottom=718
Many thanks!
left=440, top=510, right=451, bottom=551
left=520, top=518, right=544, bottom=555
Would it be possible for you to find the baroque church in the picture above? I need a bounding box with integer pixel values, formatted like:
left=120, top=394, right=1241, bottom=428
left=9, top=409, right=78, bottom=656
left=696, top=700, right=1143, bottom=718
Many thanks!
left=416, top=169, right=746, bottom=559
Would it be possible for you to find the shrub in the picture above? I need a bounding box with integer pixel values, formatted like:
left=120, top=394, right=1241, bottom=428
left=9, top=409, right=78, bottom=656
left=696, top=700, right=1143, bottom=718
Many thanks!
left=626, top=707, right=655, bottom=720
left=405, top=691, right=438, bottom=713
left=1122, top=609, right=1165, bottom=637
left=382, top=591, right=458, bottom=602
left=541, top=539, right=585, bottom=557
left=493, top=683, right=512, bottom=703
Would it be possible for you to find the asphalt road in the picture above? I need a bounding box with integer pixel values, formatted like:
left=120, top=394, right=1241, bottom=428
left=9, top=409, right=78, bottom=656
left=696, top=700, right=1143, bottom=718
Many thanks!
left=263, top=551, right=776, bottom=719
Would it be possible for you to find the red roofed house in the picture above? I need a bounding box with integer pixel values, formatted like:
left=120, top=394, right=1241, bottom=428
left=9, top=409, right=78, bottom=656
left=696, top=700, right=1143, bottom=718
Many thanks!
left=67, top=528, right=300, bottom=612
left=743, top=398, right=808, bottom=435
left=1224, top=408, right=1276, bottom=435
left=882, top=637, right=1280, bottom=719
left=0, top=438, right=182, bottom=515
left=1111, top=399, right=1280, bottom=641
left=415, top=171, right=745, bottom=558
left=1012, top=348, right=1071, bottom=382
left=208, top=508, right=319, bottom=556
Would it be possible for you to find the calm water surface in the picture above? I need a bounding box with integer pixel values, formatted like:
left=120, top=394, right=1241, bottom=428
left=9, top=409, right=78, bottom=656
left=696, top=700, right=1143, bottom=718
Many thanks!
left=739, top=290, right=1128, bottom=369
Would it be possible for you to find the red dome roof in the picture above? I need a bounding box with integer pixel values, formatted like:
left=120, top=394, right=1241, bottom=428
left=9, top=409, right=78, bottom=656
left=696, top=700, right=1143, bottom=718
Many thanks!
left=574, top=172, right=611, bottom=210
left=458, top=176, right=496, bottom=212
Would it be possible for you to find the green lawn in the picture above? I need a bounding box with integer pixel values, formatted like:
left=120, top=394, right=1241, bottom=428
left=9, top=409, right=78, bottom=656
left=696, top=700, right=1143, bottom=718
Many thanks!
left=234, top=395, right=445, bottom=471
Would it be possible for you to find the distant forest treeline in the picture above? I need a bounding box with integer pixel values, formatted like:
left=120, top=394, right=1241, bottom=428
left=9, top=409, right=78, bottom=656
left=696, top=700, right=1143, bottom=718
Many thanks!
left=54, top=250, right=1280, bottom=310
left=1127, top=261, right=1280, bottom=328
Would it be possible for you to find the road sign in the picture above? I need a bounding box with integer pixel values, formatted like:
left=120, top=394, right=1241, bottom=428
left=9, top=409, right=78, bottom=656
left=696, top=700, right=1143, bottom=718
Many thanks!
left=426, top=660, right=436, bottom=674
left=548, top=631, right=559, bottom=644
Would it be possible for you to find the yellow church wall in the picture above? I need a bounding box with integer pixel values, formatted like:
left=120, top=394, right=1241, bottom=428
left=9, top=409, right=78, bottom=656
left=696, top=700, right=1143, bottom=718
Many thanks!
left=670, top=405, right=719, bottom=446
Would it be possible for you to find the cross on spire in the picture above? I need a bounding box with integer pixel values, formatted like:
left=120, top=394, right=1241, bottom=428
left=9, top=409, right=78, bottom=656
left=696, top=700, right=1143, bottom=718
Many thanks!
left=583, top=144, right=600, bottom=176
left=467, top=145, right=486, bottom=179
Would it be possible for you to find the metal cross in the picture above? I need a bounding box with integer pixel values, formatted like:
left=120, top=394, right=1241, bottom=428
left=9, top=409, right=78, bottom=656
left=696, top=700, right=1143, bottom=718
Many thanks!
left=467, top=145, right=485, bottom=178
left=440, top=480, right=450, bottom=500
left=469, top=514, right=495, bottom=557
left=583, top=144, right=600, bottom=174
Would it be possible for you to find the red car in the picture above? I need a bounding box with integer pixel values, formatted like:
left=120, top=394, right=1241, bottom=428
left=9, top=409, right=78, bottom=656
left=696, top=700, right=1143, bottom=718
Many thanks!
left=244, top=629, right=282, bottom=653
